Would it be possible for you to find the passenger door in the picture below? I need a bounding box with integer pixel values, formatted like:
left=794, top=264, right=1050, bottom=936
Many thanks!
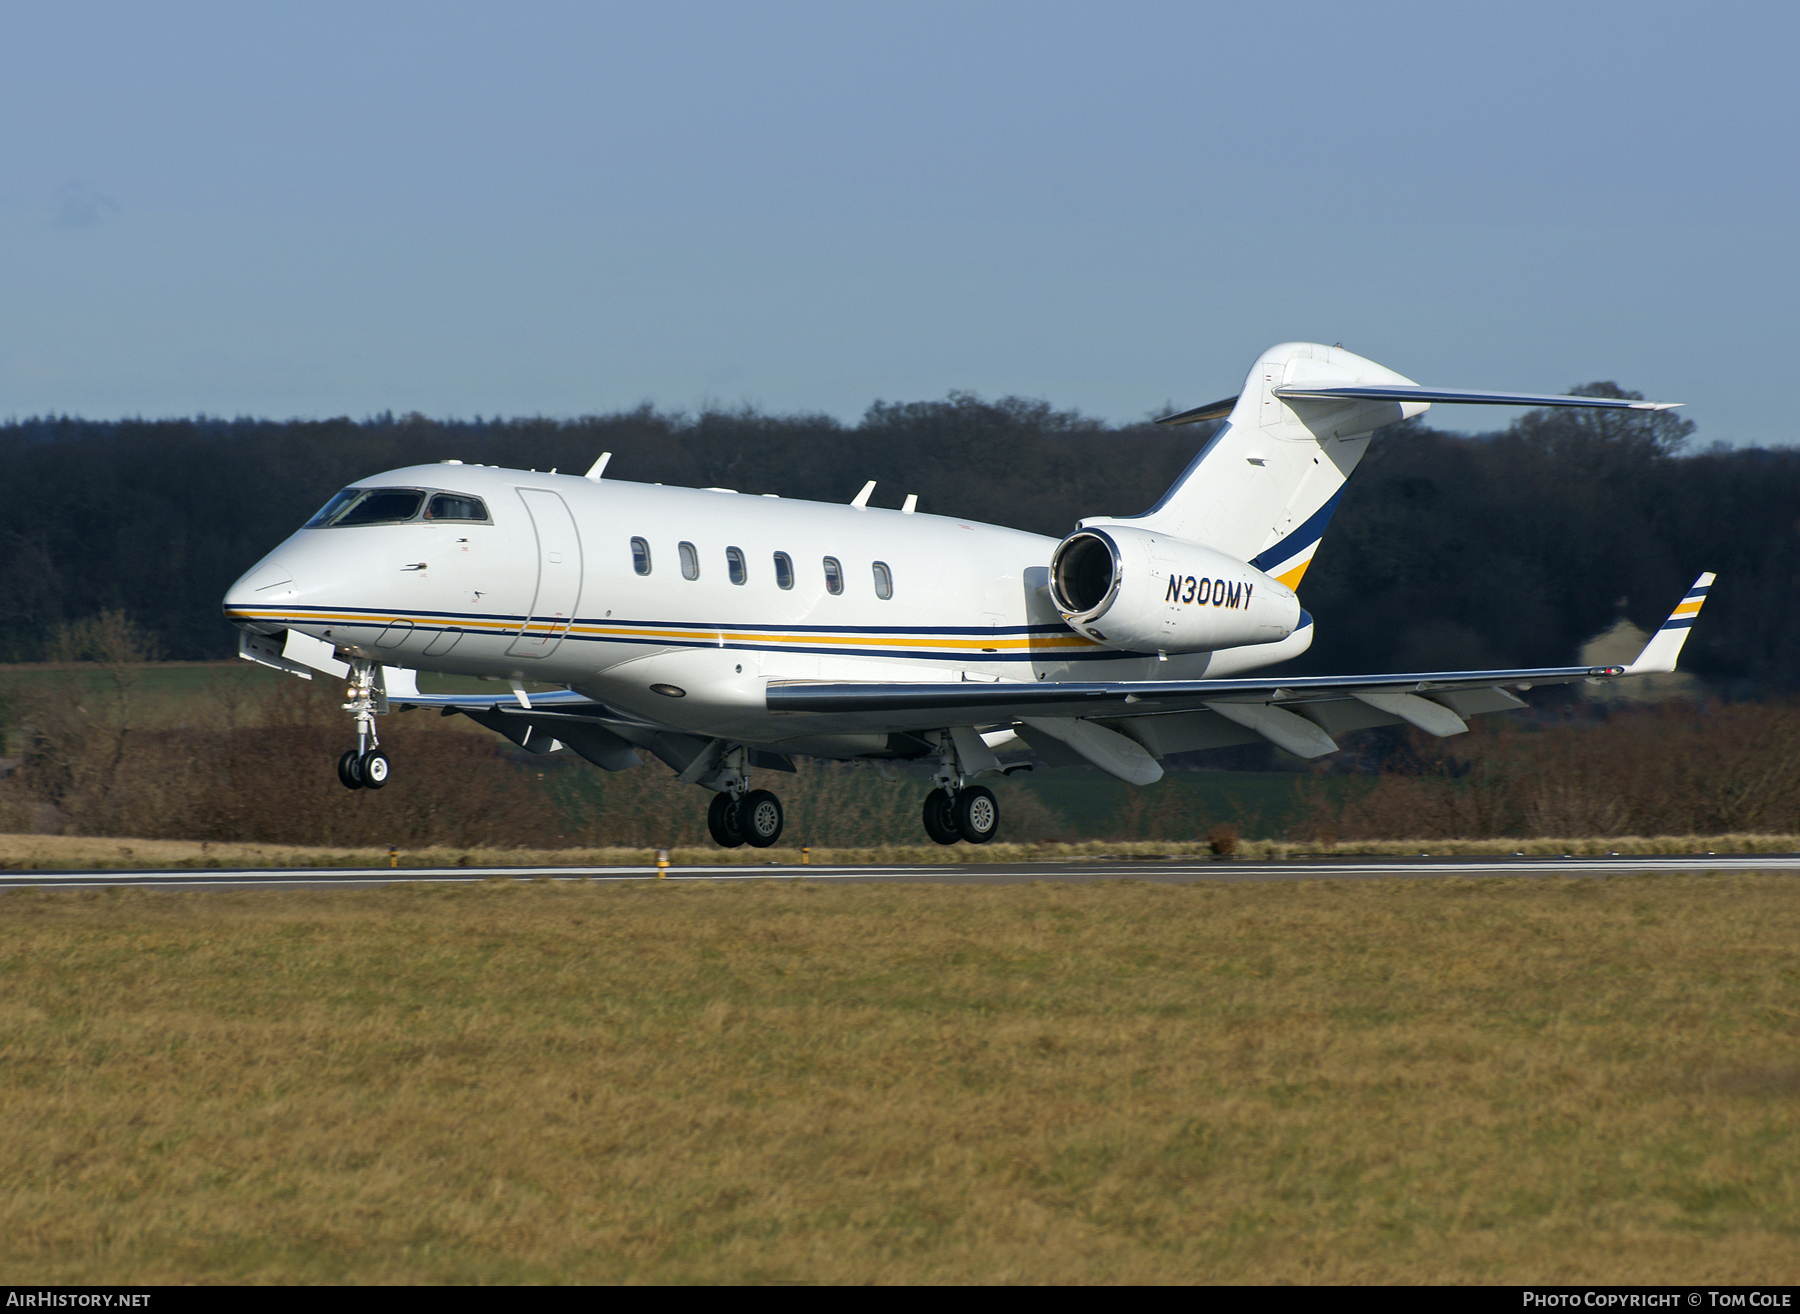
left=507, top=489, right=583, bottom=659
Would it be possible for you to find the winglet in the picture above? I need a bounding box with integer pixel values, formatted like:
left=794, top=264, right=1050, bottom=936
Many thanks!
left=1623, top=573, right=1715, bottom=675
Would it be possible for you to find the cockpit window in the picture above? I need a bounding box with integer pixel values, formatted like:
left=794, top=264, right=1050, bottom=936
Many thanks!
left=426, top=493, right=488, bottom=521
left=305, top=489, right=362, bottom=526
left=304, top=487, right=485, bottom=528
left=306, top=487, right=426, bottom=527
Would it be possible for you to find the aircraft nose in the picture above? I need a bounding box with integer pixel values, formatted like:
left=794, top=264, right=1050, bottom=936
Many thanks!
left=222, top=559, right=299, bottom=633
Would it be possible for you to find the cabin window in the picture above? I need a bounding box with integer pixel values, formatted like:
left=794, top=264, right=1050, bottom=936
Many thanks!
left=823, top=556, right=844, bottom=595
left=307, top=487, right=426, bottom=527
left=631, top=537, right=652, bottom=576
left=872, top=561, right=893, bottom=599
left=679, top=541, right=699, bottom=580
left=726, top=547, right=747, bottom=585
left=773, top=552, right=794, bottom=590
left=425, top=493, right=488, bottom=521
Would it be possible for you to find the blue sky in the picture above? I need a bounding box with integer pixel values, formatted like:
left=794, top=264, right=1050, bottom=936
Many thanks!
left=3, top=1, right=1796, bottom=442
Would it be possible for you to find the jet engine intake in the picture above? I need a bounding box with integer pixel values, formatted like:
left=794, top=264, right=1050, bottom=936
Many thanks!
left=1047, top=526, right=1299, bottom=654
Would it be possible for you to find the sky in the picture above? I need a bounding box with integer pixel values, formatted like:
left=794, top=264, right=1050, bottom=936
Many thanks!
left=3, top=0, right=1797, bottom=443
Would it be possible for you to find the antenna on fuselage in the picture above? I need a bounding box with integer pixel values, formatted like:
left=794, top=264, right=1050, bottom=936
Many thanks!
left=851, top=480, right=876, bottom=508
left=585, top=452, right=612, bottom=482
left=902, top=494, right=918, bottom=514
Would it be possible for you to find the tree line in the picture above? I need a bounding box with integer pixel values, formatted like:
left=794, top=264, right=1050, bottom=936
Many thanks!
left=2, top=389, right=1794, bottom=689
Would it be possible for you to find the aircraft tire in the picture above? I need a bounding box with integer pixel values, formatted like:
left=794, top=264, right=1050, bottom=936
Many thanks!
left=707, top=791, right=747, bottom=848
left=739, top=789, right=784, bottom=848
left=337, top=749, right=366, bottom=791
left=953, top=785, right=998, bottom=845
left=359, top=750, right=392, bottom=790
left=922, top=790, right=960, bottom=845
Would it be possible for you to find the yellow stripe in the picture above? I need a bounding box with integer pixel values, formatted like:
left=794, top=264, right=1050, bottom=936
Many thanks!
left=225, top=609, right=1101, bottom=652
left=1672, top=600, right=1704, bottom=616
left=1275, top=561, right=1310, bottom=589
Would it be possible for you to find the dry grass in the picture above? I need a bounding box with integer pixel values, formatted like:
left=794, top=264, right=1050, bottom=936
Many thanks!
left=0, top=831, right=1795, bottom=873
left=2, top=875, right=1797, bottom=1283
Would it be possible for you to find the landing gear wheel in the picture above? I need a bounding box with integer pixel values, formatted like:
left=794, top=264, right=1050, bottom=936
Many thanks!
left=739, top=789, right=784, bottom=848
left=922, top=790, right=960, bottom=845
left=359, top=750, right=391, bottom=790
left=708, top=791, right=746, bottom=848
left=954, top=785, right=998, bottom=844
left=337, top=749, right=366, bottom=791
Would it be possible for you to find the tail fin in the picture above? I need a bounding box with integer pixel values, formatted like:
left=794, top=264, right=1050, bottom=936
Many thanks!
left=1094, top=343, right=1682, bottom=591
left=1093, top=344, right=1423, bottom=589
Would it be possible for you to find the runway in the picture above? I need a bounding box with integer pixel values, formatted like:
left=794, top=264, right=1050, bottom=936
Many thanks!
left=2, top=852, right=1797, bottom=891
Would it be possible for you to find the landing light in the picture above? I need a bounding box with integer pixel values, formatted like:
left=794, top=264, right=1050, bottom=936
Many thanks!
left=650, top=683, right=687, bottom=698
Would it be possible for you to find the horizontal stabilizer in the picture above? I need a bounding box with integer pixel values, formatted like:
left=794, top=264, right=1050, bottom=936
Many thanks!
left=1154, top=395, right=1239, bottom=426
left=1624, top=573, right=1715, bottom=674
left=1274, top=384, right=1682, bottom=411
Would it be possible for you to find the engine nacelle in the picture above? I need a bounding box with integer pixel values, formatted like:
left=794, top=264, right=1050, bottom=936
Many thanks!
left=1047, top=525, right=1300, bottom=654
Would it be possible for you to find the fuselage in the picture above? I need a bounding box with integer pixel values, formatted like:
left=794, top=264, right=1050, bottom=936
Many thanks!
left=223, top=463, right=1313, bottom=754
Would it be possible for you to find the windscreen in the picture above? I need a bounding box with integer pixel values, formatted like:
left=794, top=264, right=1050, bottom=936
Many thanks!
left=306, top=488, right=426, bottom=527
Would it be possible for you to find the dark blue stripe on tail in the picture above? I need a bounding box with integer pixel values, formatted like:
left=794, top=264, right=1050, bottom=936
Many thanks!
left=1251, top=486, right=1347, bottom=574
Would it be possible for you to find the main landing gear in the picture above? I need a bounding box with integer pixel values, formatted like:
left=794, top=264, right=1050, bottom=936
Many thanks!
left=919, top=730, right=1000, bottom=845
left=922, top=784, right=998, bottom=844
left=702, top=745, right=785, bottom=849
left=335, top=659, right=392, bottom=791
left=707, top=789, right=785, bottom=849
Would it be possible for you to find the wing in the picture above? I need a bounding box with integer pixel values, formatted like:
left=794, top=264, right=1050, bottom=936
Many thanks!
left=765, top=574, right=1716, bottom=778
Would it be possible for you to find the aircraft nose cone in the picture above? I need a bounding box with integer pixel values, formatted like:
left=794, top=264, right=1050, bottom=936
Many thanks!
left=223, top=559, right=298, bottom=631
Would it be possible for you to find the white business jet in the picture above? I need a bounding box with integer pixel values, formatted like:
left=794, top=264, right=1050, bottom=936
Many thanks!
left=223, top=342, right=1711, bottom=848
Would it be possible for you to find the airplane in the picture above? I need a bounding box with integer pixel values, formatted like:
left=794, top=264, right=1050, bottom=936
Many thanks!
left=222, top=341, right=1712, bottom=849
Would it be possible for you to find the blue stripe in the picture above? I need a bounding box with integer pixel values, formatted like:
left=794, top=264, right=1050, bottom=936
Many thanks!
left=1660, top=616, right=1696, bottom=630
left=238, top=603, right=1075, bottom=638
left=1250, top=485, right=1347, bottom=574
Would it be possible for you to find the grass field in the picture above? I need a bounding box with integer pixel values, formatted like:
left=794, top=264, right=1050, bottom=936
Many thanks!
left=3, top=874, right=1797, bottom=1283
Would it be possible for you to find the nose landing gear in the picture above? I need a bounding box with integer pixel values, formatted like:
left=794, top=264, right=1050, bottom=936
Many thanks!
left=335, top=659, right=393, bottom=791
